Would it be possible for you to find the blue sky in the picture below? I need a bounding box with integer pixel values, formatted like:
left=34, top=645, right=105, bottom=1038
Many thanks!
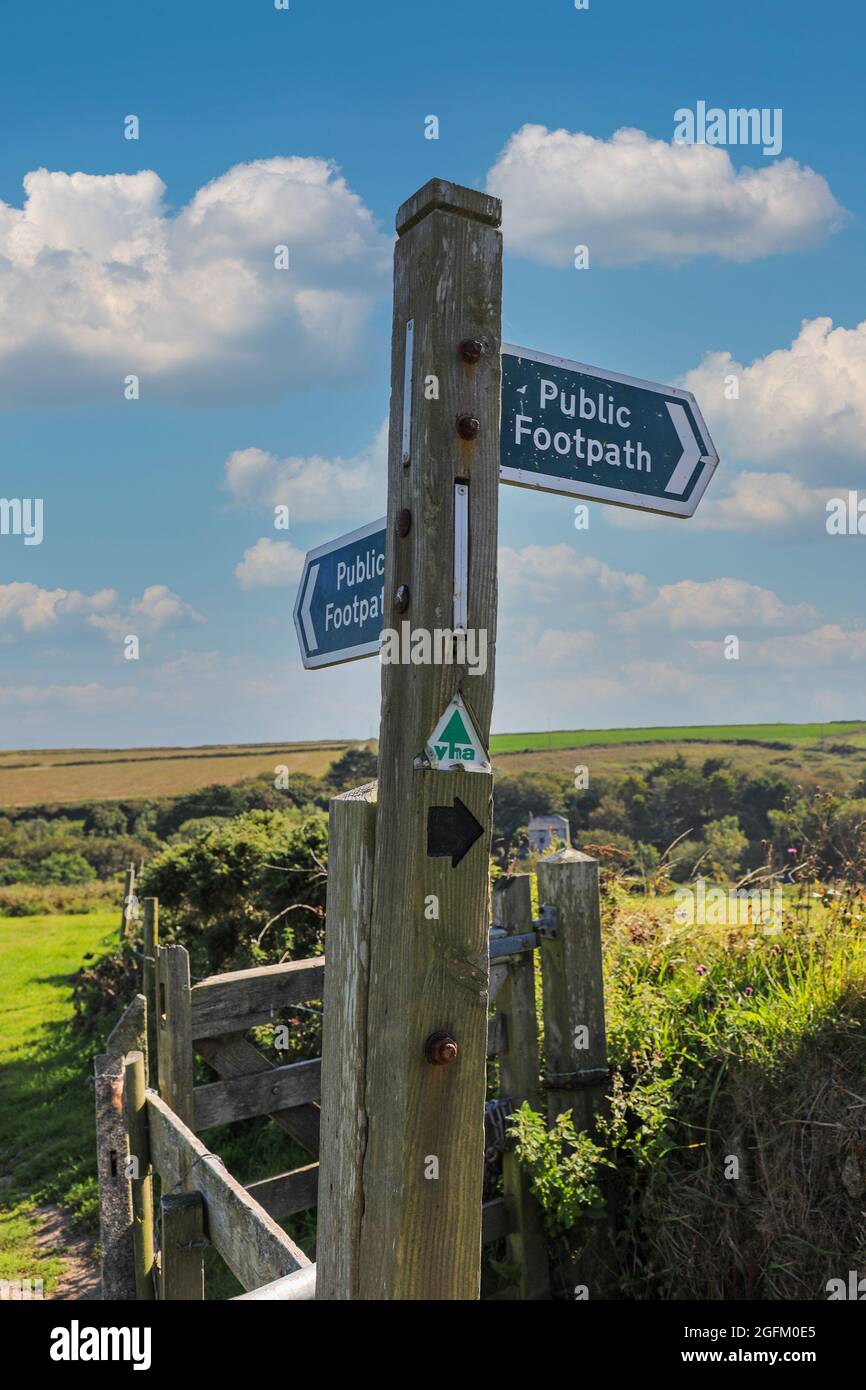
left=1, top=0, right=864, bottom=747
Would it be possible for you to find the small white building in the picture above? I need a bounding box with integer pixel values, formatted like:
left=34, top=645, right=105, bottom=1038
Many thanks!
left=527, top=812, right=571, bottom=855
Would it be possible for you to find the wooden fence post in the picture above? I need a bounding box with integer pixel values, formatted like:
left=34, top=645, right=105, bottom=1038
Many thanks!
left=119, top=863, right=136, bottom=943
left=157, top=944, right=194, bottom=1130
left=536, top=850, right=608, bottom=1135
left=494, top=874, right=551, bottom=1300
left=355, top=179, right=502, bottom=1300
left=124, top=1050, right=155, bottom=1300
left=316, top=782, right=377, bottom=1300
left=143, top=898, right=159, bottom=1073
left=94, top=1052, right=136, bottom=1299
left=160, top=1192, right=205, bottom=1300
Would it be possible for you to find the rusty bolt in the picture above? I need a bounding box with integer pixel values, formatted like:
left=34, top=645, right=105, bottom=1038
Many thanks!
left=457, top=414, right=480, bottom=441
left=394, top=584, right=410, bottom=613
left=396, top=508, right=411, bottom=539
left=424, top=1031, right=459, bottom=1066
left=459, top=338, right=483, bottom=364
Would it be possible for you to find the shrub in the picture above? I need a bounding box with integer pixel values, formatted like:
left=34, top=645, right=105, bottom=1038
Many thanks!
left=324, top=746, right=377, bottom=790
left=140, top=808, right=328, bottom=976
left=30, top=850, right=97, bottom=885
left=0, top=880, right=117, bottom=916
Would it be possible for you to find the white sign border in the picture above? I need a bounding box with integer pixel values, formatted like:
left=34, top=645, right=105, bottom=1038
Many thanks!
left=500, top=343, right=719, bottom=519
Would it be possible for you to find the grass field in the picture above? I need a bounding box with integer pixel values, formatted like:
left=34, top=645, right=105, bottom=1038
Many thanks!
left=488, top=720, right=866, bottom=754
left=0, top=911, right=115, bottom=1294
left=0, top=741, right=356, bottom=807
left=1, top=723, right=864, bottom=811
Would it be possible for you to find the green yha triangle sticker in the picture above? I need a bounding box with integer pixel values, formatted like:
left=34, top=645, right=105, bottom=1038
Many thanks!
left=424, top=693, right=491, bottom=773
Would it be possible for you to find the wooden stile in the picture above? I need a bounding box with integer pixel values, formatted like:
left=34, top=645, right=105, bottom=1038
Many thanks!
left=196, top=1032, right=320, bottom=1157
left=190, top=957, right=324, bottom=1040
left=146, top=1089, right=309, bottom=1291
left=193, top=1056, right=321, bottom=1131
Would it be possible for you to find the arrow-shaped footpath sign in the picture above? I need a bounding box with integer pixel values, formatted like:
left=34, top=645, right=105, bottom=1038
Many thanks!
left=293, top=348, right=719, bottom=669
left=426, top=796, right=484, bottom=868
left=293, top=517, right=386, bottom=669
left=500, top=344, right=719, bottom=517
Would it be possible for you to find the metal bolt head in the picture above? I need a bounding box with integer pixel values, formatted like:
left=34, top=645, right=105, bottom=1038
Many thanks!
left=425, top=1031, right=459, bottom=1066
left=396, top=508, right=411, bottom=539
left=459, top=338, right=483, bottom=364
left=394, top=584, right=410, bottom=613
left=457, top=414, right=480, bottom=441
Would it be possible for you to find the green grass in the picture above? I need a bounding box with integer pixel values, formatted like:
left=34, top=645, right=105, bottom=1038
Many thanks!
left=490, top=720, right=866, bottom=754
left=556, top=888, right=866, bottom=1298
left=0, top=911, right=115, bottom=1293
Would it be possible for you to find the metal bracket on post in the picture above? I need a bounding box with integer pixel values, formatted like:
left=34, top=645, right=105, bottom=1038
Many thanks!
left=533, top=903, right=559, bottom=940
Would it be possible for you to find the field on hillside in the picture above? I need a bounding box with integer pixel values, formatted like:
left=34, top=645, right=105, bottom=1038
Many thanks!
left=0, top=741, right=357, bottom=807
left=1, top=722, right=864, bottom=810
left=489, top=720, right=866, bottom=754
left=495, top=735, right=866, bottom=796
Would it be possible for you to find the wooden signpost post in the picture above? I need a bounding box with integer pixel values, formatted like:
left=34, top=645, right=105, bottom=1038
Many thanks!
left=319, top=179, right=502, bottom=1300
left=312, top=178, right=718, bottom=1301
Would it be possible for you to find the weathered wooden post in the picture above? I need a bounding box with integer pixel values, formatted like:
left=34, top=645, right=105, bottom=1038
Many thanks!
left=157, top=944, right=194, bottom=1130
left=494, top=874, right=551, bottom=1299
left=317, top=782, right=377, bottom=1300
left=95, top=993, right=149, bottom=1299
left=143, top=897, right=159, bottom=1071
left=317, top=178, right=502, bottom=1300
left=119, top=863, right=136, bottom=943
left=536, top=850, right=608, bottom=1135
left=160, top=1192, right=205, bottom=1300
left=124, top=1049, right=155, bottom=1300
left=94, top=1052, right=136, bottom=1299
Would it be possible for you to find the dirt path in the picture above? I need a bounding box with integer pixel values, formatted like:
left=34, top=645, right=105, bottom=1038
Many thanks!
left=32, top=1204, right=101, bottom=1300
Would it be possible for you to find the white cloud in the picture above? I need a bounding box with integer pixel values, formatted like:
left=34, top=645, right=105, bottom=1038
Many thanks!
left=224, top=420, right=387, bottom=525
left=0, top=582, right=116, bottom=632
left=606, top=470, right=837, bottom=535
left=499, top=544, right=654, bottom=609
left=234, top=537, right=306, bottom=589
left=687, top=470, right=835, bottom=532
left=682, top=317, right=866, bottom=479
left=0, top=681, right=136, bottom=711
left=90, top=585, right=202, bottom=640
left=0, top=581, right=200, bottom=641
left=486, top=125, right=844, bottom=267
left=623, top=577, right=818, bottom=633
left=0, top=158, right=390, bottom=406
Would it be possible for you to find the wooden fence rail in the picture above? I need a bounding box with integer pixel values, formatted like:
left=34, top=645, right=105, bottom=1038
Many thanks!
left=97, top=841, right=606, bottom=1301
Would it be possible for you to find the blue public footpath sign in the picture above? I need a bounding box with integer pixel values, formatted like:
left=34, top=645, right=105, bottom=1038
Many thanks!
left=500, top=344, right=719, bottom=517
left=293, top=517, right=386, bottom=669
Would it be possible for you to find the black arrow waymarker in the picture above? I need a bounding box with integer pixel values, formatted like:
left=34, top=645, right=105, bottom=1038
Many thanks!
left=426, top=796, right=484, bottom=868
